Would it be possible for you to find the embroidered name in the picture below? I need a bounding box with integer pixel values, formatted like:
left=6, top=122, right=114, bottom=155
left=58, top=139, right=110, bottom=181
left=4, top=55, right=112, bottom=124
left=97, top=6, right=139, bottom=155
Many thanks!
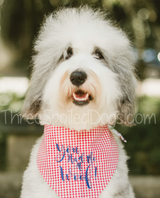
left=55, top=143, right=97, bottom=189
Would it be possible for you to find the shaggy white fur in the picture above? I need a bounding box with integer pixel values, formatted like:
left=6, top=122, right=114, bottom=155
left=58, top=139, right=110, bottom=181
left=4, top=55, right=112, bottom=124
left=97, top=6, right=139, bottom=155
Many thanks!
left=21, top=6, right=136, bottom=198
left=40, top=54, right=122, bottom=130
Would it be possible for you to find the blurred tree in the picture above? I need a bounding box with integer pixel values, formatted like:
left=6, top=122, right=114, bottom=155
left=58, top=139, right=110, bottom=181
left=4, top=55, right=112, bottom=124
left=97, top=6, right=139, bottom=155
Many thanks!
left=116, top=96, right=160, bottom=175
left=1, top=0, right=53, bottom=75
left=1, top=0, right=160, bottom=77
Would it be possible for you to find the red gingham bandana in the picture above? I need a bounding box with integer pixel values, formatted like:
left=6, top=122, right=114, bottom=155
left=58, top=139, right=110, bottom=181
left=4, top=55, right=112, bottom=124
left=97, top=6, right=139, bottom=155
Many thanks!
left=37, top=125, right=119, bottom=198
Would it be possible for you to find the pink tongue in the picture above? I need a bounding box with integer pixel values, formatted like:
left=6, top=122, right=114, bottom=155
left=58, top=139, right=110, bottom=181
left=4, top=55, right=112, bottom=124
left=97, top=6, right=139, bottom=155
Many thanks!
left=75, top=93, right=87, bottom=99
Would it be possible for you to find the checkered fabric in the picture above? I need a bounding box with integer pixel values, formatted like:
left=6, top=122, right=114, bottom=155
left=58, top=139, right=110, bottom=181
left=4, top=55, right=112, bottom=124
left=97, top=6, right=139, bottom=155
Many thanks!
left=37, top=125, right=119, bottom=198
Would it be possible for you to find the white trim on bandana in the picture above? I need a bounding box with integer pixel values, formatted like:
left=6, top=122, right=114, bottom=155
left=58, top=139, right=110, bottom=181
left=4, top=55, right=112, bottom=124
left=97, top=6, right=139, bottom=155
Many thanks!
left=108, top=125, right=127, bottom=143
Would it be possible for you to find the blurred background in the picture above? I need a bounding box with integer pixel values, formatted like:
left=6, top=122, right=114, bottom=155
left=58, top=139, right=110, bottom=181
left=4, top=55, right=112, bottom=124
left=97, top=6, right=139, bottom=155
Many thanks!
left=0, top=0, right=160, bottom=198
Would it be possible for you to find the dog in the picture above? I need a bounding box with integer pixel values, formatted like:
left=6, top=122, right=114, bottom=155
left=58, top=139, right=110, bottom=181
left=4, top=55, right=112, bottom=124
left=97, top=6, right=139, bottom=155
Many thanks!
left=20, top=6, right=136, bottom=198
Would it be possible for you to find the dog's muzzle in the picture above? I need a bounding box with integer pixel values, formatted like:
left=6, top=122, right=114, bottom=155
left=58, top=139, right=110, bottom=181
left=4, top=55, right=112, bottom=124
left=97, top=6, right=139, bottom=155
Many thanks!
left=70, top=70, right=92, bottom=106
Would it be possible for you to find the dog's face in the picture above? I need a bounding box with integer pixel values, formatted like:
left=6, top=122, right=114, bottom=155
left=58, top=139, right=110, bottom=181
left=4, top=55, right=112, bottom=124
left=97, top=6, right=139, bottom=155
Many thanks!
left=22, top=7, right=136, bottom=130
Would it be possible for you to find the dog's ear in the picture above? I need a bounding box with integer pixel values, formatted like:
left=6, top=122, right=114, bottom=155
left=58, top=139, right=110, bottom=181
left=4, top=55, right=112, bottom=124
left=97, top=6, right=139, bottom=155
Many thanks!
left=29, top=98, right=42, bottom=115
left=21, top=81, right=43, bottom=119
left=21, top=57, right=53, bottom=119
left=23, top=97, right=42, bottom=118
left=117, top=55, right=136, bottom=126
left=21, top=58, right=52, bottom=119
left=118, top=96, right=135, bottom=126
left=102, top=37, right=137, bottom=126
left=21, top=14, right=66, bottom=119
left=115, top=63, right=136, bottom=126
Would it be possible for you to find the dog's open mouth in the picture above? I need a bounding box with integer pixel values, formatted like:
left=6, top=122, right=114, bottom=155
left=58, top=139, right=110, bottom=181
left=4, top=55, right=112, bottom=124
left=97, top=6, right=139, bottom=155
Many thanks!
left=72, top=90, right=92, bottom=106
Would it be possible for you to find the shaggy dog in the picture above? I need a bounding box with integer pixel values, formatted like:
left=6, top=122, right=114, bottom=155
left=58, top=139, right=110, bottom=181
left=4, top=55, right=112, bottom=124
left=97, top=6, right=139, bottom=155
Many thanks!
left=21, top=6, right=136, bottom=198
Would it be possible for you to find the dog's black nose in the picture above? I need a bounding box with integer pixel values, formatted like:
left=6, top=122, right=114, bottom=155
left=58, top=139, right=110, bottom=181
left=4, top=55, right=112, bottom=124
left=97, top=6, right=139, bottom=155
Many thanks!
left=70, top=71, right=87, bottom=86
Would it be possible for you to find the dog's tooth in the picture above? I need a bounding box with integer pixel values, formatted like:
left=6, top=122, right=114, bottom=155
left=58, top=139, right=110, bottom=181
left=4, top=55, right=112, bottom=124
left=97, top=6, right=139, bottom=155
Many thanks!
left=73, top=93, right=77, bottom=100
left=73, top=92, right=89, bottom=101
left=85, top=93, right=89, bottom=100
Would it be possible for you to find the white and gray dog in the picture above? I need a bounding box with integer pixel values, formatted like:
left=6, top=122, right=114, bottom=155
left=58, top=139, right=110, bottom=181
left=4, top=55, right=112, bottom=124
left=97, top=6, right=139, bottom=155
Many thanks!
left=21, top=6, right=136, bottom=198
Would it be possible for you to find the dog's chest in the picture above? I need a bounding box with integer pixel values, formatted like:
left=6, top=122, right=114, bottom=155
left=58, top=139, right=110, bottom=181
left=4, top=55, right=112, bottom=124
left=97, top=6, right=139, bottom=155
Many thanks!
left=37, top=125, right=119, bottom=198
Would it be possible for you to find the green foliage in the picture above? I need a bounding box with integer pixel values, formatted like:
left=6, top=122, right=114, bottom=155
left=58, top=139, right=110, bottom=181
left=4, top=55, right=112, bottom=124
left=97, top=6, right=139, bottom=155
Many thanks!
left=0, top=133, right=6, bottom=171
left=0, top=93, right=24, bottom=113
left=1, top=0, right=160, bottom=77
left=116, top=96, right=160, bottom=175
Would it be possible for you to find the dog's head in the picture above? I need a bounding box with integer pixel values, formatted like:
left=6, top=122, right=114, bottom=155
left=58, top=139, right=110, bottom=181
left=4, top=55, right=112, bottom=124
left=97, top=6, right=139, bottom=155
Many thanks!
left=22, top=7, right=136, bottom=130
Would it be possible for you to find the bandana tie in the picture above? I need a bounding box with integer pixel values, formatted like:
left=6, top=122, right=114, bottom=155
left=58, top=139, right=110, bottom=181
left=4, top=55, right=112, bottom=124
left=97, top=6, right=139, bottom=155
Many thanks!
left=37, top=125, right=119, bottom=198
